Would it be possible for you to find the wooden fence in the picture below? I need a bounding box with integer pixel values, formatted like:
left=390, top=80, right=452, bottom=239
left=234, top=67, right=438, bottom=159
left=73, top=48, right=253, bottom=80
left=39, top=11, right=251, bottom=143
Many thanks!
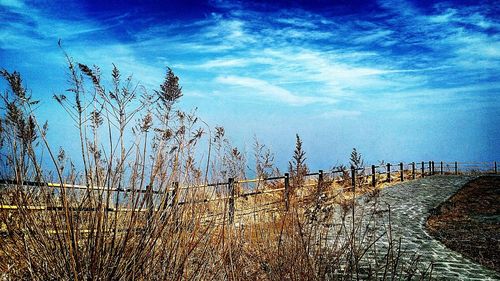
left=0, top=161, right=498, bottom=224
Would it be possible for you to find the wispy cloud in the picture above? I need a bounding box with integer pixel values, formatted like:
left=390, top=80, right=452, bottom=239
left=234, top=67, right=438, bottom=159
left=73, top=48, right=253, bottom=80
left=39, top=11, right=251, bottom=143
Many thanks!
left=0, top=0, right=23, bottom=8
left=319, top=109, right=362, bottom=119
left=215, top=75, right=334, bottom=106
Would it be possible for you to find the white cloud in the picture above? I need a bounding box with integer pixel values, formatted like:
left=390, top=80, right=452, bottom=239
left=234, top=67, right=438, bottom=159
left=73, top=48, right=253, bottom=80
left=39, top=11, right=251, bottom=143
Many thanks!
left=354, top=30, right=394, bottom=44
left=0, top=0, right=24, bottom=8
left=428, top=9, right=457, bottom=23
left=319, top=110, right=362, bottom=119
left=176, top=57, right=274, bottom=69
left=275, top=17, right=317, bottom=28
left=215, top=75, right=334, bottom=106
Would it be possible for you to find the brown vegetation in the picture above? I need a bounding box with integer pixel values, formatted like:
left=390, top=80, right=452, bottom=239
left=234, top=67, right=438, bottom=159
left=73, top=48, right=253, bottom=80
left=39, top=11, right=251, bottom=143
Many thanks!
left=426, top=176, right=500, bottom=273
left=0, top=58, right=432, bottom=280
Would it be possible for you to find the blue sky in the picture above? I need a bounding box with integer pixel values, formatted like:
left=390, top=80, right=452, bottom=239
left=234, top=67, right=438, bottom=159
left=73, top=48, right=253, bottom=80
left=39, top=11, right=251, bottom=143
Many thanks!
left=1, top=0, right=499, bottom=170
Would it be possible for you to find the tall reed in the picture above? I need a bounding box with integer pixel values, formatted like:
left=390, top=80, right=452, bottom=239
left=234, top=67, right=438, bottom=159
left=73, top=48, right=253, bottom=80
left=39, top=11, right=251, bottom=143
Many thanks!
left=0, top=58, right=430, bottom=280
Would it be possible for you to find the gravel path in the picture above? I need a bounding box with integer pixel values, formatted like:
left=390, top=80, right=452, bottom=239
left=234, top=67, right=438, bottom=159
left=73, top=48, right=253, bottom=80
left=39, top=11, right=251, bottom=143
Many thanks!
left=355, top=175, right=500, bottom=280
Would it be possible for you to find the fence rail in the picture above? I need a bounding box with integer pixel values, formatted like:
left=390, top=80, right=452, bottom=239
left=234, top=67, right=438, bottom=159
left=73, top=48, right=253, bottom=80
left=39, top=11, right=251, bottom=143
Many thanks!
left=1, top=160, right=497, bottom=224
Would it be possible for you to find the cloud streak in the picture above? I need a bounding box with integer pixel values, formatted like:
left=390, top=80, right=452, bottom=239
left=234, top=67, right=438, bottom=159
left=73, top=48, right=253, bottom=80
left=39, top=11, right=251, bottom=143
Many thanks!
left=215, top=75, right=335, bottom=106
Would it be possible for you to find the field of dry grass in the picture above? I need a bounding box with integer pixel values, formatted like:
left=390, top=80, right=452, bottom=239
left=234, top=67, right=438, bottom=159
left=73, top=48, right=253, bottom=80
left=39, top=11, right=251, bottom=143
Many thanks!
left=0, top=169, right=433, bottom=280
left=0, top=60, right=440, bottom=280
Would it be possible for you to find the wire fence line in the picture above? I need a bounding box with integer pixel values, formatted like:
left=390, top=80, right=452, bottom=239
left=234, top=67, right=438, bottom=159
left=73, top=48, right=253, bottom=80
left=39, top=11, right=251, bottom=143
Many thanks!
left=0, top=160, right=498, bottom=224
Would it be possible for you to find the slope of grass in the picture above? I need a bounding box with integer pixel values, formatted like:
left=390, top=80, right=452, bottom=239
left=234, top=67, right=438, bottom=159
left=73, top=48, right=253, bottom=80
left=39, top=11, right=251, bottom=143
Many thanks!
left=426, top=176, right=500, bottom=273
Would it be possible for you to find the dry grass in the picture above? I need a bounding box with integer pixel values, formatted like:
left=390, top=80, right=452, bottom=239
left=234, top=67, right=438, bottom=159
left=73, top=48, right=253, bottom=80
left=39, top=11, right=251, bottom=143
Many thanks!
left=426, top=176, right=500, bottom=273
left=0, top=61, right=432, bottom=280
left=0, top=183, right=432, bottom=280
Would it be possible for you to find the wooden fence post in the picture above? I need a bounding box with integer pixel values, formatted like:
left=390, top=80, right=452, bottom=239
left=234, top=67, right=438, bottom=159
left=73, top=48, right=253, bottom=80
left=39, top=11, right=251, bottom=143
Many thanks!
left=170, top=182, right=179, bottom=207
left=494, top=161, right=497, bottom=174
left=228, top=178, right=235, bottom=224
left=146, top=184, right=154, bottom=220
left=432, top=161, right=435, bottom=175
left=400, top=162, right=404, bottom=182
left=371, top=165, right=376, bottom=187
left=317, top=170, right=323, bottom=204
left=421, top=161, right=425, bottom=178
left=412, top=162, right=416, bottom=180
left=162, top=184, right=170, bottom=209
left=428, top=161, right=432, bottom=175
left=146, top=184, right=153, bottom=208
left=440, top=161, right=443, bottom=175
left=284, top=173, right=290, bottom=211
left=351, top=166, right=356, bottom=191
left=387, top=163, right=391, bottom=183
left=455, top=161, right=458, bottom=175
